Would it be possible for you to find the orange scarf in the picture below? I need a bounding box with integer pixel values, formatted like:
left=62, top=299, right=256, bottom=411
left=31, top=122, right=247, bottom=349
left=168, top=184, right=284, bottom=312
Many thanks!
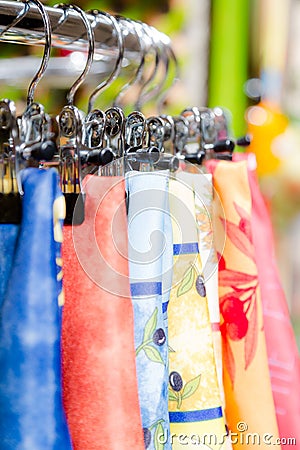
left=62, top=175, right=144, bottom=450
left=206, top=160, right=281, bottom=449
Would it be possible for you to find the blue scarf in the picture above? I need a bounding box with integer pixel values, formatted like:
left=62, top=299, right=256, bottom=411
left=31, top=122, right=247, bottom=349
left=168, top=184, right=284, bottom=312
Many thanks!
left=0, top=168, right=72, bottom=449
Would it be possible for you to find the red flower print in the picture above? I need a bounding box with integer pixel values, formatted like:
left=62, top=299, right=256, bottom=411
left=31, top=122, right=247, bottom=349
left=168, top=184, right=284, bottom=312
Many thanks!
left=220, top=295, right=249, bottom=341
left=239, top=217, right=252, bottom=242
left=227, top=319, right=248, bottom=341
left=218, top=202, right=260, bottom=383
left=221, top=295, right=245, bottom=323
left=217, top=252, right=226, bottom=271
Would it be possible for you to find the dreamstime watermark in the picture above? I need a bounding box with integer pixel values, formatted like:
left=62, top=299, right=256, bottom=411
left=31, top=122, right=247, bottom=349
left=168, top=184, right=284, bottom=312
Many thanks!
left=155, top=422, right=296, bottom=447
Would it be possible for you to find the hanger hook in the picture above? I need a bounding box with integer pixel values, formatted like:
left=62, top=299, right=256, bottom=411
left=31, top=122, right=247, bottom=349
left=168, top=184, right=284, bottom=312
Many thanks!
left=113, top=17, right=146, bottom=109
left=136, top=26, right=169, bottom=110
left=54, top=4, right=95, bottom=106
left=134, top=22, right=160, bottom=111
left=87, top=10, right=124, bottom=114
left=157, top=38, right=180, bottom=114
left=51, top=4, right=70, bottom=33
left=0, top=0, right=30, bottom=37
left=24, top=0, right=51, bottom=106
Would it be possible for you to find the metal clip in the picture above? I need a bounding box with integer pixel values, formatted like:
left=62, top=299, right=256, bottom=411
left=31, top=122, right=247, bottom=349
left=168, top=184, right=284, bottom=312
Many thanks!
left=172, top=115, right=189, bottom=154
left=146, top=116, right=165, bottom=152
left=58, top=105, right=82, bottom=193
left=199, top=107, right=217, bottom=147
left=58, top=105, right=84, bottom=224
left=213, top=107, right=230, bottom=141
left=125, top=111, right=146, bottom=152
left=0, top=99, right=22, bottom=223
left=84, top=109, right=106, bottom=150
left=81, top=109, right=113, bottom=169
left=160, top=115, right=175, bottom=142
left=180, top=106, right=201, bottom=153
left=105, top=106, right=125, bottom=158
left=18, top=102, right=56, bottom=164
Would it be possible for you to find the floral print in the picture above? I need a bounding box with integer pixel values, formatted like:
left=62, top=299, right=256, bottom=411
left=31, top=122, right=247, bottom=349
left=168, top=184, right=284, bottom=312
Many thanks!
left=207, top=159, right=281, bottom=450
left=218, top=202, right=259, bottom=385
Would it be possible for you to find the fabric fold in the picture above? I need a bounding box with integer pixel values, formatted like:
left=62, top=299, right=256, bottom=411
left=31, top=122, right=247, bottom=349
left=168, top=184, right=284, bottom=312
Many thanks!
left=178, top=171, right=225, bottom=404
left=167, top=175, right=227, bottom=450
left=206, top=159, right=281, bottom=449
left=126, top=171, right=172, bottom=450
left=62, top=175, right=144, bottom=450
left=246, top=157, right=300, bottom=447
left=0, top=168, right=72, bottom=450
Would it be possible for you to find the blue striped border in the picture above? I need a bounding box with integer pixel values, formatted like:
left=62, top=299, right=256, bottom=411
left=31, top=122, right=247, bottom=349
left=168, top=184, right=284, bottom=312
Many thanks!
left=169, top=407, right=223, bottom=423
left=162, top=301, right=168, bottom=313
left=130, top=282, right=162, bottom=297
left=173, top=242, right=199, bottom=255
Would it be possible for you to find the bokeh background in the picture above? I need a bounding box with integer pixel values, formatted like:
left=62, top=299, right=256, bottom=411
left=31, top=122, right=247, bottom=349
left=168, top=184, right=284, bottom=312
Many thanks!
left=1, top=0, right=300, bottom=346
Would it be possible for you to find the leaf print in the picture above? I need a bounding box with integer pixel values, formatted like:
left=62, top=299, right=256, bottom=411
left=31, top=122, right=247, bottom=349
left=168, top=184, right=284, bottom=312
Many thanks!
left=168, top=387, right=178, bottom=401
left=143, top=345, right=164, bottom=364
left=154, top=422, right=165, bottom=450
left=223, top=337, right=235, bottom=387
left=181, top=375, right=201, bottom=400
left=196, top=211, right=211, bottom=233
left=149, top=419, right=164, bottom=431
left=143, top=307, right=158, bottom=342
left=233, top=202, right=251, bottom=223
left=177, top=391, right=183, bottom=409
left=239, top=218, right=252, bottom=243
left=177, top=265, right=196, bottom=297
left=220, top=218, right=255, bottom=261
left=219, top=291, right=242, bottom=305
left=219, top=285, right=258, bottom=308
left=234, top=203, right=252, bottom=242
left=219, top=269, right=257, bottom=287
left=244, top=293, right=258, bottom=370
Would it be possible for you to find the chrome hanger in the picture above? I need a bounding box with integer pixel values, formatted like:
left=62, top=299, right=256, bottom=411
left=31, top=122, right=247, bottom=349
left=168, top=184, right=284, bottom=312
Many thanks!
left=157, top=38, right=180, bottom=114
left=0, top=0, right=52, bottom=223
left=134, top=22, right=160, bottom=112
left=180, top=106, right=201, bottom=153
left=15, top=0, right=54, bottom=167
left=146, top=116, right=165, bottom=152
left=212, top=106, right=252, bottom=150
left=80, top=9, right=124, bottom=173
left=172, top=115, right=189, bottom=152
left=99, top=106, right=125, bottom=176
left=18, top=0, right=53, bottom=157
left=0, top=0, right=30, bottom=37
left=56, top=5, right=94, bottom=106
left=0, top=98, right=21, bottom=223
left=25, top=0, right=52, bottom=107
left=125, top=111, right=146, bottom=153
left=87, top=9, right=125, bottom=114
left=56, top=4, right=95, bottom=225
left=100, top=110, right=179, bottom=175
left=179, top=107, right=236, bottom=163
left=51, top=3, right=70, bottom=34
left=104, top=106, right=125, bottom=157
left=136, top=26, right=169, bottom=112
left=113, top=17, right=146, bottom=110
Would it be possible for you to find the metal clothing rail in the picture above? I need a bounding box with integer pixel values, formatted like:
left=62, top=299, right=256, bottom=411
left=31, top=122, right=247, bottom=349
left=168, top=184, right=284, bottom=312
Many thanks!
left=0, top=1, right=170, bottom=67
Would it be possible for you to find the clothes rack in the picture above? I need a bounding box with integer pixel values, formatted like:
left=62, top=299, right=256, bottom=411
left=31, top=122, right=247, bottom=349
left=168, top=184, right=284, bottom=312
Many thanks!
left=0, top=1, right=169, bottom=70
left=0, top=3, right=300, bottom=449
